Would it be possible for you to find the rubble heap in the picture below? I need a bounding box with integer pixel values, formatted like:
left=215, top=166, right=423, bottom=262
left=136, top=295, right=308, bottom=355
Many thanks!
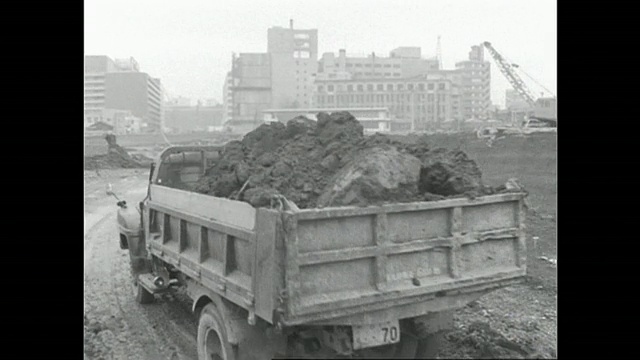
left=84, top=135, right=145, bottom=170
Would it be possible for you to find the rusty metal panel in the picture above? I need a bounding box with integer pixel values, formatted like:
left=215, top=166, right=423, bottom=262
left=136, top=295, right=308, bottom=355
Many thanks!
left=297, top=215, right=375, bottom=253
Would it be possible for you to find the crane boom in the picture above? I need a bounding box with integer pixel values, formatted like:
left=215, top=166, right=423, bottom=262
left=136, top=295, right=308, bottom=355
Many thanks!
left=482, top=41, right=537, bottom=106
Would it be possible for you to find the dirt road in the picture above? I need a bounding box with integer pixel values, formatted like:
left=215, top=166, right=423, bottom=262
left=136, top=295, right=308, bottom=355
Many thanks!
left=84, top=170, right=198, bottom=360
left=84, top=132, right=557, bottom=359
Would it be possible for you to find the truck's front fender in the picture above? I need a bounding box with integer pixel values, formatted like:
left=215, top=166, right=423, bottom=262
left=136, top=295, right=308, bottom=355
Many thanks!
left=117, top=205, right=142, bottom=239
left=117, top=205, right=151, bottom=274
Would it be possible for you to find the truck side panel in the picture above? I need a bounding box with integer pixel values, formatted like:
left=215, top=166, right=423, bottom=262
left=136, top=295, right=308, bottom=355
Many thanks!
left=145, top=185, right=281, bottom=324
left=146, top=185, right=259, bottom=319
left=150, top=185, right=256, bottom=230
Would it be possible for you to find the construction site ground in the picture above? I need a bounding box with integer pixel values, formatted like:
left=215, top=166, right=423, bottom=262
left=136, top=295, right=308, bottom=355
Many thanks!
left=83, top=132, right=557, bottom=359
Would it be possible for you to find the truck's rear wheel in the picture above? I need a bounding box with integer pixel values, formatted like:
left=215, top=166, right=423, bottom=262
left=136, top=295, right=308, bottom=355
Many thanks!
left=132, top=275, right=154, bottom=304
left=197, top=303, right=235, bottom=360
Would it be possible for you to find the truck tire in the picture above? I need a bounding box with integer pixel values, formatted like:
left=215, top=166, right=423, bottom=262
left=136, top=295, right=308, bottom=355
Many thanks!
left=133, top=275, right=154, bottom=304
left=197, top=303, right=235, bottom=360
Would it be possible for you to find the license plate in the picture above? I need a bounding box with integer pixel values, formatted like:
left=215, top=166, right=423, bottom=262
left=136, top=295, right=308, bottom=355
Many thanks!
left=352, top=320, right=400, bottom=350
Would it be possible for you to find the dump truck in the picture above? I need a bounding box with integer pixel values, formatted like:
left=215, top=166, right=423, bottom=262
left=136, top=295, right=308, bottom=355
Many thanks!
left=116, top=145, right=528, bottom=359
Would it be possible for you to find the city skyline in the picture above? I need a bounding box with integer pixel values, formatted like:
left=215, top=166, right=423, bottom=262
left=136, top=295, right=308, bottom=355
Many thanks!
left=85, top=0, right=556, bottom=107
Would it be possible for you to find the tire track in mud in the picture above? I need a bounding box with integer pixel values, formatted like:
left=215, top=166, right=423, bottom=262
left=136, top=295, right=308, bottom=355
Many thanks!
left=85, top=213, right=160, bottom=360
left=84, top=185, right=198, bottom=360
left=109, top=246, right=198, bottom=360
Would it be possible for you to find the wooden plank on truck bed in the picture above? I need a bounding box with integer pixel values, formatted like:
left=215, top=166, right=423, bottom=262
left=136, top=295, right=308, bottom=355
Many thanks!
left=150, top=185, right=256, bottom=230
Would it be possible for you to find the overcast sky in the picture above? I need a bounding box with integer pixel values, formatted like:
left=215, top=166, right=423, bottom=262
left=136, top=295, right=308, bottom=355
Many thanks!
left=85, top=0, right=556, bottom=107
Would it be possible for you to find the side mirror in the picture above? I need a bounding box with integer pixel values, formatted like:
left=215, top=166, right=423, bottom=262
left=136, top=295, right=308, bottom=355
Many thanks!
left=106, top=183, right=120, bottom=200
left=106, top=183, right=114, bottom=196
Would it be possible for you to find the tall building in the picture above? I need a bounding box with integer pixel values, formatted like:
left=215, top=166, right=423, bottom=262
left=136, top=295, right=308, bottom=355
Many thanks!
left=317, top=47, right=439, bottom=82
left=227, top=53, right=272, bottom=133
left=314, top=73, right=460, bottom=131
left=84, top=55, right=164, bottom=132
left=103, top=72, right=163, bottom=131
left=114, top=57, right=140, bottom=72
left=222, top=71, right=233, bottom=124
left=224, top=21, right=318, bottom=132
left=84, top=56, right=117, bottom=122
left=267, top=20, right=318, bottom=109
left=455, top=45, right=491, bottom=120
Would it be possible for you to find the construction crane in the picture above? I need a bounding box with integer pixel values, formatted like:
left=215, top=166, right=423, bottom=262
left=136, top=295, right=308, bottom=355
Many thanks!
left=482, top=41, right=556, bottom=126
left=482, top=41, right=538, bottom=107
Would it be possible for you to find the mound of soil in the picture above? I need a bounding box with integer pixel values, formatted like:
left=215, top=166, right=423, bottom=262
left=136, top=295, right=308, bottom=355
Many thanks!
left=446, top=321, right=537, bottom=359
left=85, top=138, right=145, bottom=170
left=192, top=111, right=495, bottom=208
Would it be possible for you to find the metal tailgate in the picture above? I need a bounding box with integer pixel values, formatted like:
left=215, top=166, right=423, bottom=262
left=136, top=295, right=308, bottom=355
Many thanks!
left=281, top=193, right=526, bottom=324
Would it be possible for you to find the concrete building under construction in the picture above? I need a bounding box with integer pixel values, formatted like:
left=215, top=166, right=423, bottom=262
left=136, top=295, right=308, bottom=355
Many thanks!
left=454, top=45, right=491, bottom=120
left=227, top=53, right=272, bottom=133
left=268, top=20, right=318, bottom=108
left=224, top=21, right=318, bottom=132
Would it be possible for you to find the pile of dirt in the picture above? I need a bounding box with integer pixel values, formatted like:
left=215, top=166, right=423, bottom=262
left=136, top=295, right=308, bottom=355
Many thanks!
left=192, top=111, right=497, bottom=208
left=85, top=137, right=146, bottom=170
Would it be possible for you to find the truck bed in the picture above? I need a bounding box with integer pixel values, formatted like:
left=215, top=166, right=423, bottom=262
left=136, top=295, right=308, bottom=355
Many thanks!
left=145, top=184, right=526, bottom=326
